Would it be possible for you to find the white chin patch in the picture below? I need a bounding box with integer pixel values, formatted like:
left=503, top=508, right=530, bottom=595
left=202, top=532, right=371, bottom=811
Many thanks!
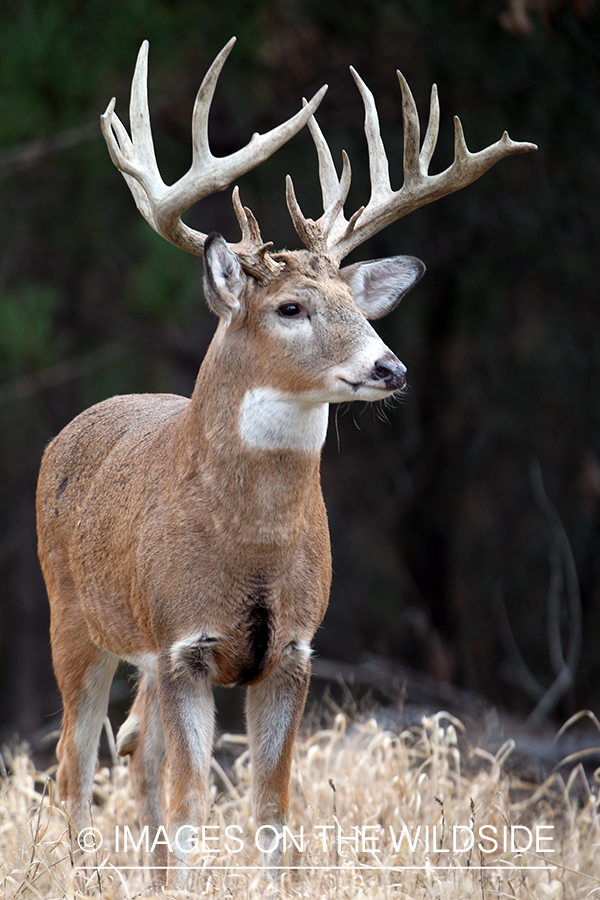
left=238, top=388, right=329, bottom=453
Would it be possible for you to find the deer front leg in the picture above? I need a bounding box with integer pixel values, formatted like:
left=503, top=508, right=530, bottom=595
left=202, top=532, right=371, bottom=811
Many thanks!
left=157, top=654, right=215, bottom=889
left=246, top=640, right=311, bottom=872
left=116, top=673, right=167, bottom=884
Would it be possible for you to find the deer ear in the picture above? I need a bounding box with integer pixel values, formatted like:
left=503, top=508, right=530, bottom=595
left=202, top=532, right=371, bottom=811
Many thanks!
left=203, top=233, right=247, bottom=321
left=340, top=255, right=425, bottom=320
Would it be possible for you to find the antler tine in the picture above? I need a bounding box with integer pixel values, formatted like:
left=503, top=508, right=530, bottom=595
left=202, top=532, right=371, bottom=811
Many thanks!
left=453, top=116, right=470, bottom=164
left=420, top=84, right=440, bottom=174
left=320, top=150, right=352, bottom=234
left=102, top=38, right=328, bottom=271
left=231, top=186, right=281, bottom=282
left=232, top=185, right=259, bottom=244
left=191, top=37, right=236, bottom=162
left=101, top=97, right=157, bottom=228
left=285, top=175, right=318, bottom=250
left=304, top=99, right=340, bottom=210
left=350, top=67, right=392, bottom=200
left=129, top=40, right=162, bottom=184
left=396, top=70, right=422, bottom=185
left=102, top=100, right=137, bottom=179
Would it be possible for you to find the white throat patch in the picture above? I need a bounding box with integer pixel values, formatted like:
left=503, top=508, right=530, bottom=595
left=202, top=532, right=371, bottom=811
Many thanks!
left=238, top=388, right=329, bottom=453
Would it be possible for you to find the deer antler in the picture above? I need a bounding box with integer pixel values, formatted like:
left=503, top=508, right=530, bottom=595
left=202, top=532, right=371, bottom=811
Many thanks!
left=286, top=69, right=537, bottom=263
left=101, top=37, right=327, bottom=281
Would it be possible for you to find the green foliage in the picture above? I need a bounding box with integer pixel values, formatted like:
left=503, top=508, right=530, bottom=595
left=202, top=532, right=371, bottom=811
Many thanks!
left=124, top=228, right=202, bottom=323
left=0, top=283, right=63, bottom=372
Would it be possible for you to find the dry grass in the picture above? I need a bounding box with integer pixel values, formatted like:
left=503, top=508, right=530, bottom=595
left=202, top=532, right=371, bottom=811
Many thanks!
left=1, top=710, right=599, bottom=898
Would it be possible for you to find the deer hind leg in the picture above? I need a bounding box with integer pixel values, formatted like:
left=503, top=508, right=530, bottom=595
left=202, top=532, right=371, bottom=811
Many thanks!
left=117, top=672, right=167, bottom=882
left=156, top=649, right=216, bottom=889
left=245, top=640, right=311, bottom=872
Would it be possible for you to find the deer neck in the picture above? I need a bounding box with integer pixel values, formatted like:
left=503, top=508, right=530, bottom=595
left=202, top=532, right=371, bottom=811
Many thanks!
left=175, top=338, right=329, bottom=547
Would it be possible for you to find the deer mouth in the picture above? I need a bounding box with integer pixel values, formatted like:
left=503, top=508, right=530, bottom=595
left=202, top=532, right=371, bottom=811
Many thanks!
left=339, top=377, right=391, bottom=389
left=337, top=376, right=400, bottom=397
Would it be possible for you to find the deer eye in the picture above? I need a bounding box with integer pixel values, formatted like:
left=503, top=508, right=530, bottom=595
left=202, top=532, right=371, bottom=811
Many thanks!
left=278, top=302, right=308, bottom=318
left=280, top=304, right=298, bottom=317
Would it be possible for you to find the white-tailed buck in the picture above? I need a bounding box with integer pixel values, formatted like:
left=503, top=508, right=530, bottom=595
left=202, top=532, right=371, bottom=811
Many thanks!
left=37, top=37, right=535, bottom=884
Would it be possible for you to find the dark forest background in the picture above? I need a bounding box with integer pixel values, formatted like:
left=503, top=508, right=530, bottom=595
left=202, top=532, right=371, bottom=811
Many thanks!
left=0, top=0, right=599, bottom=745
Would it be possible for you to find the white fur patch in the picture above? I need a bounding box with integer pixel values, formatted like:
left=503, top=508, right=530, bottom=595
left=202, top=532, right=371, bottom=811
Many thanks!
left=116, top=713, right=140, bottom=756
left=239, top=388, right=329, bottom=452
left=180, top=682, right=215, bottom=779
left=282, top=638, right=312, bottom=667
left=123, top=651, right=158, bottom=676
left=171, top=633, right=220, bottom=681
left=251, top=681, right=294, bottom=772
left=168, top=680, right=215, bottom=869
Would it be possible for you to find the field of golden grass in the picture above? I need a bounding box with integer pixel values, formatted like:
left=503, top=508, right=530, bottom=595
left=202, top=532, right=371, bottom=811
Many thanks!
left=1, top=711, right=599, bottom=898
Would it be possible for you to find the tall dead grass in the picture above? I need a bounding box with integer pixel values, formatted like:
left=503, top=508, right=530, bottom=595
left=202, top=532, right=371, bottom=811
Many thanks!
left=1, top=711, right=599, bottom=898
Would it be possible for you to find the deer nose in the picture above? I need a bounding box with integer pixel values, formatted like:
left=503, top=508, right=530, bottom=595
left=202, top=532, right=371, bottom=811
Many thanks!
left=373, top=356, right=407, bottom=390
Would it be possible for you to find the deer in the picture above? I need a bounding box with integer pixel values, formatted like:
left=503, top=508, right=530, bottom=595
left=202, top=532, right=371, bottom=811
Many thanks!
left=36, top=36, right=536, bottom=886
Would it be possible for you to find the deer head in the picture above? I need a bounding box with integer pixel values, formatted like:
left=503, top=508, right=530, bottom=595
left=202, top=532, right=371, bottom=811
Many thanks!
left=100, top=37, right=535, bottom=457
